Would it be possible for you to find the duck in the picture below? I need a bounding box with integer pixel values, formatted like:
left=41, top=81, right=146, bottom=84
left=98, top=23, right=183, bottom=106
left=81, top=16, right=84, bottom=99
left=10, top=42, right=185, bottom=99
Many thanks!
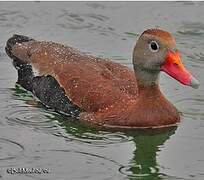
left=5, top=28, right=200, bottom=129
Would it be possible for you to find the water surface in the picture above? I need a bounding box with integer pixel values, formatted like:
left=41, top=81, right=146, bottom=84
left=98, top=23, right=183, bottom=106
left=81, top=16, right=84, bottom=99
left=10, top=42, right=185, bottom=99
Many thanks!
left=0, top=2, right=204, bottom=180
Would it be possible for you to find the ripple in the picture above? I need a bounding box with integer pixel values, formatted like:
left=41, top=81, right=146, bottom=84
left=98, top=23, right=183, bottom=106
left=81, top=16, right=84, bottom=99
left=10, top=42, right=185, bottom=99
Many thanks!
left=5, top=92, right=131, bottom=146
left=176, top=96, right=204, bottom=120
left=124, top=32, right=139, bottom=38
left=3, top=86, right=131, bottom=147
left=178, top=22, right=204, bottom=38
left=57, top=10, right=120, bottom=37
left=5, top=106, right=62, bottom=133
left=119, top=163, right=159, bottom=178
left=3, top=91, right=64, bottom=136
left=186, top=52, right=204, bottom=66
left=59, top=129, right=131, bottom=146
left=25, top=148, right=121, bottom=180
left=48, top=113, right=132, bottom=145
left=49, top=149, right=120, bottom=165
left=0, top=138, right=24, bottom=161
left=0, top=9, right=28, bottom=29
left=81, top=131, right=131, bottom=145
left=86, top=2, right=106, bottom=9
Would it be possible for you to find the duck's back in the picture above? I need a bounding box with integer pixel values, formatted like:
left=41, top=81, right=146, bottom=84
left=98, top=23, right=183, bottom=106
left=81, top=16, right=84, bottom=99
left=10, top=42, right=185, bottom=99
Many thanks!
left=8, top=38, right=138, bottom=112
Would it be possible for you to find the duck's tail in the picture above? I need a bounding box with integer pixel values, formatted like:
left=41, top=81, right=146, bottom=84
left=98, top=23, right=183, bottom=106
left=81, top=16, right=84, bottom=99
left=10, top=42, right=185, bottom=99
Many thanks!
left=5, top=34, right=34, bottom=91
left=5, top=34, right=34, bottom=59
left=5, top=35, right=81, bottom=117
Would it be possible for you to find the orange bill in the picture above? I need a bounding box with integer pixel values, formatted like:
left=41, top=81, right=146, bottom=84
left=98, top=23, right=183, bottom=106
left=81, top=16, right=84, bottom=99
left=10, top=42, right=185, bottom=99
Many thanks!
left=161, top=50, right=200, bottom=89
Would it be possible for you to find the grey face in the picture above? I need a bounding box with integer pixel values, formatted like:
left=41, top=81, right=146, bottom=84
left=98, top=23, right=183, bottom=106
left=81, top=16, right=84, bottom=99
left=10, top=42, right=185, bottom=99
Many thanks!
left=132, top=34, right=176, bottom=72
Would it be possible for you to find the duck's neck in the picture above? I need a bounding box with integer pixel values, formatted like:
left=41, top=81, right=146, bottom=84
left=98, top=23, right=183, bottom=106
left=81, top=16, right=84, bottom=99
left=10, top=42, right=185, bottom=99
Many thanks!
left=134, top=66, right=160, bottom=87
left=134, top=66, right=161, bottom=95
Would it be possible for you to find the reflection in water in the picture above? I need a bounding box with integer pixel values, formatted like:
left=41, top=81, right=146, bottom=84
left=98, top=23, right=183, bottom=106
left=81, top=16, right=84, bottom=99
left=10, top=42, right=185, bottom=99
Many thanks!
left=0, top=138, right=24, bottom=161
left=43, top=105, right=177, bottom=179
left=48, top=112, right=132, bottom=146
left=10, top=86, right=178, bottom=179
left=12, top=85, right=132, bottom=145
left=120, top=128, right=177, bottom=179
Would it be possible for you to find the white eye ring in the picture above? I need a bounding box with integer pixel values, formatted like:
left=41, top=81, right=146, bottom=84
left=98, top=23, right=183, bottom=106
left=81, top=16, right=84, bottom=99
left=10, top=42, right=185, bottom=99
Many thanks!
left=149, top=41, right=159, bottom=52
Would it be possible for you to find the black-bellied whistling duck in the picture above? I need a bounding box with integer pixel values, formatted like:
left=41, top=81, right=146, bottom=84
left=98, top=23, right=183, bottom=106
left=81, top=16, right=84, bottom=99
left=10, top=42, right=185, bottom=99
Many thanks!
left=5, top=29, right=199, bottom=129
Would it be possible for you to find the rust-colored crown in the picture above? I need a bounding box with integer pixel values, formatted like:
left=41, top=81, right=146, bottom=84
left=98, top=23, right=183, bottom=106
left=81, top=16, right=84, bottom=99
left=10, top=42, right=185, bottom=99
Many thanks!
left=141, top=28, right=175, bottom=42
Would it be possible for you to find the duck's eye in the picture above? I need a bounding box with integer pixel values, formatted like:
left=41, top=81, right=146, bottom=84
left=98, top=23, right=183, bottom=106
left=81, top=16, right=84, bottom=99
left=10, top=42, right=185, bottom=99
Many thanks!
left=149, top=41, right=159, bottom=52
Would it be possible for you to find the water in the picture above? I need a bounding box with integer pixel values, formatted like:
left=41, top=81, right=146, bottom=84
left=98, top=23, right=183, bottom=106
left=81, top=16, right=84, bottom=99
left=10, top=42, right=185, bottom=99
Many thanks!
left=0, top=2, right=204, bottom=180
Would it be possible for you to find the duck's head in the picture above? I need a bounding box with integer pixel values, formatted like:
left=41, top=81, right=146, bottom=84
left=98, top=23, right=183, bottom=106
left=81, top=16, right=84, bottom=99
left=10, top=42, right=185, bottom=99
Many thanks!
left=133, top=28, right=199, bottom=89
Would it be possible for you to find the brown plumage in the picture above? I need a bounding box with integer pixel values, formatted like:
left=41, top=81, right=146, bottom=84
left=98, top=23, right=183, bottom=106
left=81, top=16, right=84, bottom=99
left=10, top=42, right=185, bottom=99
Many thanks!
left=11, top=41, right=138, bottom=112
left=6, top=28, right=200, bottom=129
